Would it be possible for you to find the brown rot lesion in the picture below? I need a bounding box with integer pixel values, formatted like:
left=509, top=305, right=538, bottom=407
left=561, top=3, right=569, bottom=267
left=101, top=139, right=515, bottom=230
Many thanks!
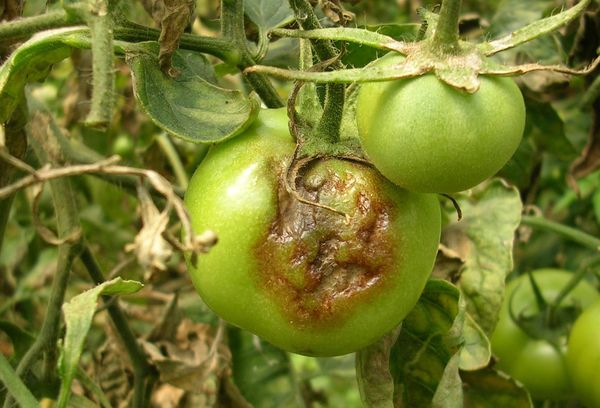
left=254, top=159, right=397, bottom=328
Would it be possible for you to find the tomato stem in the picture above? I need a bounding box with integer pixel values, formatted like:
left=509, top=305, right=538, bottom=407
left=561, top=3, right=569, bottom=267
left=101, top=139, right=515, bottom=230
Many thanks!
left=84, top=0, right=116, bottom=130
left=221, top=0, right=284, bottom=108
left=521, top=215, right=600, bottom=251
left=432, top=0, right=462, bottom=53
left=6, top=110, right=84, bottom=408
left=289, top=0, right=345, bottom=144
left=156, top=132, right=189, bottom=190
left=547, top=259, right=600, bottom=327
left=0, top=100, right=27, bottom=259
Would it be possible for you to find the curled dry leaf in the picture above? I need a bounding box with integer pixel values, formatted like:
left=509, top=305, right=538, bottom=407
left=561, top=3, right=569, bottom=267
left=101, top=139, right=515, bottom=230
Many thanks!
left=141, top=319, right=251, bottom=407
left=94, top=327, right=135, bottom=408
left=125, top=184, right=173, bottom=272
left=146, top=0, right=196, bottom=76
left=432, top=243, right=465, bottom=282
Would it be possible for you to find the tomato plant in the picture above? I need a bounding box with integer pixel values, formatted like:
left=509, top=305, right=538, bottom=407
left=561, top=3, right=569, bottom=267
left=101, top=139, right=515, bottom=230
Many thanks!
left=184, top=108, right=442, bottom=356
left=490, top=269, right=599, bottom=400
left=356, top=53, right=526, bottom=193
left=1, top=0, right=599, bottom=406
left=567, top=299, right=600, bottom=408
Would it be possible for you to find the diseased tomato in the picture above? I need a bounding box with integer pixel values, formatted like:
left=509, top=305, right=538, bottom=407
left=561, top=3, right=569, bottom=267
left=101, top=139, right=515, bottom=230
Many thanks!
left=184, top=108, right=442, bottom=356
left=490, top=269, right=599, bottom=400
left=567, top=299, right=600, bottom=408
left=356, top=53, right=526, bottom=194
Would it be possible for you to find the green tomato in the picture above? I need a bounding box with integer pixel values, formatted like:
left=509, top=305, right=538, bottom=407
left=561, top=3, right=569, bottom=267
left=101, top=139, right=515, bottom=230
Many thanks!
left=567, top=299, right=600, bottom=408
left=184, top=108, right=442, bottom=356
left=356, top=53, right=526, bottom=193
left=491, top=269, right=599, bottom=400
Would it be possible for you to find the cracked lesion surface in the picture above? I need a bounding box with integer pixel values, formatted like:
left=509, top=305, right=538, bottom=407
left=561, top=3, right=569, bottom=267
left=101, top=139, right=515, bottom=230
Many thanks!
left=254, top=159, right=397, bottom=329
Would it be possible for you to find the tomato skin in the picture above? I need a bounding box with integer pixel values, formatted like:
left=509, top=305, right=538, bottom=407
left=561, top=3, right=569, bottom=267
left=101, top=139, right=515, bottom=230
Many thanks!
left=356, top=53, right=526, bottom=193
left=567, top=299, right=600, bottom=408
left=490, top=269, right=599, bottom=400
left=184, top=108, right=442, bottom=356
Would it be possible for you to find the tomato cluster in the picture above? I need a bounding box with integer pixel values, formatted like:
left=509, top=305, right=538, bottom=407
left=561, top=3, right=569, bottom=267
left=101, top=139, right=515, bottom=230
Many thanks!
left=491, top=269, right=600, bottom=404
left=185, top=108, right=441, bottom=356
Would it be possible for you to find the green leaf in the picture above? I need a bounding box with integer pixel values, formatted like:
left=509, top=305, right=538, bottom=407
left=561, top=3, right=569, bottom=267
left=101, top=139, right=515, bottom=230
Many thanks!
left=126, top=42, right=260, bottom=144
left=228, top=327, right=296, bottom=407
left=497, top=135, right=537, bottom=190
left=0, top=27, right=90, bottom=123
left=0, top=352, right=38, bottom=408
left=57, top=277, right=143, bottom=408
left=526, top=98, right=576, bottom=160
left=458, top=314, right=491, bottom=371
left=461, top=367, right=533, bottom=407
left=390, top=280, right=463, bottom=407
left=445, top=180, right=523, bottom=335
left=483, top=0, right=590, bottom=56
left=245, top=0, right=294, bottom=41
left=431, top=353, right=463, bottom=408
left=355, top=327, right=401, bottom=408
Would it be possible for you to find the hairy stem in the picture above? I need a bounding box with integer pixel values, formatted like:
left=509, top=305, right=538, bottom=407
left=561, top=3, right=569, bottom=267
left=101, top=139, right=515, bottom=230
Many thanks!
left=432, top=0, right=462, bottom=52
left=80, top=247, right=156, bottom=408
left=521, top=215, right=600, bottom=251
left=220, top=0, right=284, bottom=107
left=288, top=0, right=345, bottom=143
left=85, top=0, right=115, bottom=129
left=316, top=84, right=344, bottom=143
left=0, top=10, right=79, bottom=42
left=288, top=0, right=341, bottom=65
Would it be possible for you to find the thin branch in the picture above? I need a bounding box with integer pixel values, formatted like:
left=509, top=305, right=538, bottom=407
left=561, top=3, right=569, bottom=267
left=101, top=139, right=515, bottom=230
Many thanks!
left=155, top=133, right=188, bottom=190
left=84, top=0, right=116, bottom=128
left=521, top=215, right=600, bottom=251
left=6, top=111, right=84, bottom=408
left=0, top=10, right=79, bottom=42
left=0, top=152, right=210, bottom=255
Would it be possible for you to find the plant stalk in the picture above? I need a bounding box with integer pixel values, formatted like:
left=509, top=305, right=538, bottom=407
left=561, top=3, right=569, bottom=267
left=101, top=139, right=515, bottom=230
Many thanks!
left=521, top=215, right=600, bottom=251
left=0, top=10, right=79, bottom=42
left=84, top=0, right=115, bottom=129
left=156, top=132, right=188, bottom=190
left=4, top=109, right=84, bottom=408
left=288, top=0, right=345, bottom=144
left=432, top=0, right=462, bottom=52
left=220, top=0, right=284, bottom=108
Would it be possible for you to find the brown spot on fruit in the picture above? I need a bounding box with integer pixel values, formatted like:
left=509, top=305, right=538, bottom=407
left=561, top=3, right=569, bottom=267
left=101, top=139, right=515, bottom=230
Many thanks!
left=254, top=159, right=397, bottom=329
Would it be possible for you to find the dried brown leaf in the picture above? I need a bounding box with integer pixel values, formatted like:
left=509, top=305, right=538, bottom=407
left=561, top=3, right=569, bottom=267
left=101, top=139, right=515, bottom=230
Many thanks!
left=159, top=0, right=195, bottom=76
left=125, top=184, right=173, bottom=272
